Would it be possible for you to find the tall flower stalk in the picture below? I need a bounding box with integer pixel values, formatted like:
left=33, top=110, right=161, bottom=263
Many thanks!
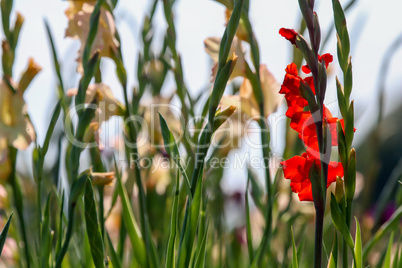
left=278, top=0, right=344, bottom=266
left=331, top=0, right=356, bottom=266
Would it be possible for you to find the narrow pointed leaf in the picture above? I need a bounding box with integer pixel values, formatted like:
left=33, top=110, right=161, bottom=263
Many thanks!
left=106, top=231, right=121, bottom=268
left=328, top=232, right=338, bottom=268
left=330, top=194, right=354, bottom=250
left=165, top=171, right=181, bottom=268
left=193, top=221, right=209, bottom=268
left=383, top=233, right=394, bottom=268
left=245, top=178, right=254, bottom=263
left=84, top=178, right=105, bottom=268
left=41, top=194, right=53, bottom=268
left=0, top=212, right=13, bottom=256
left=114, top=165, right=147, bottom=267
left=159, top=113, right=192, bottom=202
left=291, top=227, right=298, bottom=268
left=353, top=218, right=362, bottom=268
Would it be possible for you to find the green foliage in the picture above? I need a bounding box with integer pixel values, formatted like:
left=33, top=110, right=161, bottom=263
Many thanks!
left=0, top=212, right=13, bottom=256
left=0, top=0, right=399, bottom=267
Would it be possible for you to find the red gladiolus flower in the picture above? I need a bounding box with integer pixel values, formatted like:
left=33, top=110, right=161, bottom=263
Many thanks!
left=279, top=28, right=298, bottom=46
left=302, top=53, right=334, bottom=74
left=281, top=153, right=344, bottom=201
left=278, top=49, right=346, bottom=201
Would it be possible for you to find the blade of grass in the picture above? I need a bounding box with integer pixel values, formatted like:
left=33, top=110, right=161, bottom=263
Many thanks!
left=55, top=172, right=89, bottom=267
left=8, top=147, right=32, bottom=267
left=56, top=190, right=65, bottom=257
left=176, top=169, right=203, bottom=268
left=245, top=177, right=254, bottom=263
left=193, top=220, right=210, bottom=268
left=159, top=113, right=192, bottom=202
left=330, top=194, right=354, bottom=251
left=114, top=162, right=147, bottom=267
left=41, top=193, right=52, bottom=268
left=0, top=212, right=13, bottom=256
left=44, top=20, right=65, bottom=96
left=106, top=231, right=121, bottom=268
left=353, top=218, right=362, bottom=268
left=165, top=171, right=181, bottom=268
left=328, top=232, right=338, bottom=268
left=84, top=178, right=105, bottom=268
left=391, top=236, right=400, bottom=268
left=383, top=233, right=394, bottom=268
left=291, top=227, right=298, bottom=268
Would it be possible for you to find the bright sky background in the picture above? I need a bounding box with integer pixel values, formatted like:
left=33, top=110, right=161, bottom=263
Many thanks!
left=2, top=0, right=402, bottom=192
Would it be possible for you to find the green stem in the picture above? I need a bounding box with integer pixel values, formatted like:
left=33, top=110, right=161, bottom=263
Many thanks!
left=342, top=200, right=353, bottom=267
left=55, top=204, right=75, bottom=267
left=98, top=186, right=105, bottom=240
left=8, top=148, right=31, bottom=268
left=314, top=204, right=324, bottom=268
left=37, top=175, right=42, bottom=266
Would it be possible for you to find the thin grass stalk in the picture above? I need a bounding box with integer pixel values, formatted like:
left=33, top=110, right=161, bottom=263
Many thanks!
left=244, top=63, right=272, bottom=265
left=176, top=2, right=245, bottom=260
left=8, top=147, right=32, bottom=268
left=57, top=0, right=104, bottom=264
left=113, top=49, right=159, bottom=265
left=240, top=8, right=276, bottom=262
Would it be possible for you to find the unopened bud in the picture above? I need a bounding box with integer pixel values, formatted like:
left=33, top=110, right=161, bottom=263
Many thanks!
left=335, top=176, right=344, bottom=203
left=19, top=58, right=42, bottom=93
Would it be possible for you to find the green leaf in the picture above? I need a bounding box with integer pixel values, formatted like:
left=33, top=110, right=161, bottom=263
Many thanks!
left=82, top=0, right=103, bottom=66
left=193, top=221, right=209, bottom=268
left=106, top=231, right=121, bottom=268
left=344, top=101, right=354, bottom=150
left=295, top=34, right=317, bottom=77
left=345, top=149, right=356, bottom=202
left=330, top=194, right=354, bottom=251
left=41, top=194, right=53, bottom=268
left=353, top=218, right=362, bottom=268
left=391, top=236, right=400, bottom=268
left=217, top=0, right=244, bottom=70
left=177, top=169, right=203, bottom=268
left=328, top=232, right=338, bottom=268
left=84, top=178, right=105, bottom=268
left=42, top=99, right=62, bottom=157
left=44, top=20, right=65, bottom=96
left=337, top=121, right=347, bottom=168
left=56, top=190, right=65, bottom=257
left=291, top=227, right=298, bottom=268
left=300, top=78, right=319, bottom=112
left=0, top=0, right=12, bottom=42
left=194, top=191, right=208, bottom=264
left=336, top=77, right=347, bottom=119
left=383, top=233, right=394, bottom=268
left=159, top=113, right=192, bottom=202
left=344, top=61, right=353, bottom=101
left=245, top=178, right=254, bottom=264
left=56, top=172, right=89, bottom=266
left=331, top=0, right=350, bottom=72
left=210, top=0, right=244, bottom=112
left=0, top=212, right=13, bottom=256
left=114, top=166, right=147, bottom=267
left=165, top=171, right=181, bottom=268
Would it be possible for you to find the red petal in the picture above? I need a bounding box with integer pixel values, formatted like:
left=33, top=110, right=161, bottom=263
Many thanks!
left=327, top=161, right=344, bottom=186
left=279, top=28, right=298, bottom=46
left=302, top=64, right=311, bottom=74
left=319, top=53, right=333, bottom=68
left=285, top=63, right=299, bottom=76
